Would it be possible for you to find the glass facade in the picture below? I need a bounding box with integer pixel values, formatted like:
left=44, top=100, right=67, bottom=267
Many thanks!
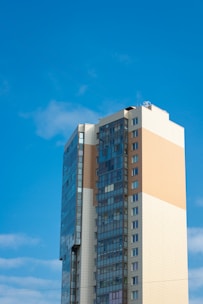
left=60, top=131, right=84, bottom=304
left=96, top=118, right=128, bottom=304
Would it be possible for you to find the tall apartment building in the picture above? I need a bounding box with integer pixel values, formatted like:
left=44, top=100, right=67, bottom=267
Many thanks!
left=60, top=103, right=188, bottom=304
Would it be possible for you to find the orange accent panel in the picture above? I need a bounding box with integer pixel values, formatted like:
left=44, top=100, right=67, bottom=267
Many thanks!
left=142, top=128, right=186, bottom=209
left=83, top=144, right=96, bottom=189
left=83, top=144, right=97, bottom=206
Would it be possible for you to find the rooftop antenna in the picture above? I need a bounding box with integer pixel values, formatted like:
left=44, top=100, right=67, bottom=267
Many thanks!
left=143, top=101, right=152, bottom=108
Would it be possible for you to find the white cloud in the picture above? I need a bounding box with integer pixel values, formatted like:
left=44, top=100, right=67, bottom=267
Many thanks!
left=36, top=259, right=61, bottom=271
left=0, top=283, right=60, bottom=304
left=76, top=84, right=88, bottom=96
left=0, top=258, right=25, bottom=268
left=20, top=99, right=145, bottom=140
left=189, top=267, right=203, bottom=291
left=0, top=257, right=61, bottom=271
left=188, top=227, right=203, bottom=254
left=0, top=234, right=40, bottom=249
left=20, top=101, right=100, bottom=139
left=0, top=275, right=60, bottom=289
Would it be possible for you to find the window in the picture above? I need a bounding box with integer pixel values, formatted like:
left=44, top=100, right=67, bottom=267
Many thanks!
left=79, top=133, right=84, bottom=144
left=132, top=234, right=139, bottom=243
left=131, top=193, right=138, bottom=202
left=132, top=129, right=138, bottom=137
left=131, top=261, right=138, bottom=271
left=131, top=290, right=138, bottom=300
left=132, top=117, right=138, bottom=125
left=131, top=248, right=138, bottom=257
left=132, top=207, right=138, bottom=216
left=132, top=181, right=138, bottom=189
left=114, top=144, right=120, bottom=152
left=78, top=180, right=82, bottom=187
left=132, top=142, right=138, bottom=150
left=132, top=167, right=138, bottom=176
left=132, top=155, right=138, bottom=163
left=105, top=184, right=114, bottom=193
left=102, top=148, right=107, bottom=156
left=132, top=220, right=138, bottom=229
left=132, top=276, right=138, bottom=285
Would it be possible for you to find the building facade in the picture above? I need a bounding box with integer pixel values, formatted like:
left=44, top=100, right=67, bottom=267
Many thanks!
left=60, top=103, right=188, bottom=304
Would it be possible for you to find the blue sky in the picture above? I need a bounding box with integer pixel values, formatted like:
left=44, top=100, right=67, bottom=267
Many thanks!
left=0, top=0, right=203, bottom=303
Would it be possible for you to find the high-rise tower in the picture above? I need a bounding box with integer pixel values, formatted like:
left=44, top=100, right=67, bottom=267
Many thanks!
left=60, top=103, right=188, bottom=304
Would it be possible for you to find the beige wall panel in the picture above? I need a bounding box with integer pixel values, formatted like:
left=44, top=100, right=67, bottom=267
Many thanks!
left=98, top=109, right=127, bottom=126
left=83, top=124, right=96, bottom=144
left=142, top=193, right=188, bottom=304
left=142, top=128, right=186, bottom=209
left=80, top=188, right=96, bottom=303
left=141, top=105, right=184, bottom=147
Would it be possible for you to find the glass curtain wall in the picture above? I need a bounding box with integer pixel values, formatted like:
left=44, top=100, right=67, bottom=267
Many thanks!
left=60, top=131, right=84, bottom=304
left=96, top=118, right=128, bottom=304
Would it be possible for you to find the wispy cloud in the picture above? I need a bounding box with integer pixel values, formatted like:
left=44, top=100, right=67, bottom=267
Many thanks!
left=0, top=257, right=61, bottom=271
left=0, top=283, right=60, bottom=304
left=188, top=227, right=203, bottom=254
left=97, top=99, right=130, bottom=116
left=20, top=99, right=144, bottom=140
left=189, top=297, right=203, bottom=304
left=0, top=80, right=9, bottom=95
left=113, top=52, right=132, bottom=64
left=0, top=234, right=40, bottom=249
left=87, top=68, right=97, bottom=78
left=0, top=275, right=60, bottom=289
left=76, top=84, right=88, bottom=96
left=189, top=267, right=203, bottom=291
left=47, top=72, right=61, bottom=92
left=20, top=101, right=100, bottom=139
left=135, top=91, right=144, bottom=105
left=196, top=197, right=203, bottom=207
left=0, top=258, right=25, bottom=269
